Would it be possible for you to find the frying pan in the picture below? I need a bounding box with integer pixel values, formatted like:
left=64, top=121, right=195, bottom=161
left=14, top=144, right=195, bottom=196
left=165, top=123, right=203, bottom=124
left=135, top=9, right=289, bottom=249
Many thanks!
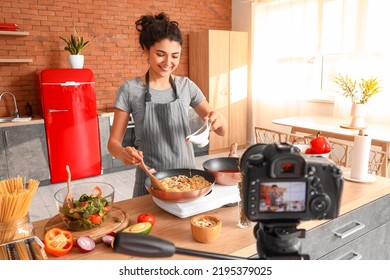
left=144, top=169, right=215, bottom=203
left=202, top=157, right=241, bottom=186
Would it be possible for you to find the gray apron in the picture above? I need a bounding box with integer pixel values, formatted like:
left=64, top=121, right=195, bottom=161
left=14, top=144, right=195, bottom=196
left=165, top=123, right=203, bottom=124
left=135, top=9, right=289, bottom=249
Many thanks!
left=133, top=71, right=196, bottom=197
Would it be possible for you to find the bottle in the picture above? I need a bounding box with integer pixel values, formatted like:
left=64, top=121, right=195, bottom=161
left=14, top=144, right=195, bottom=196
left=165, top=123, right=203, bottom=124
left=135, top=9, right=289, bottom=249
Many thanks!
left=25, top=102, right=32, bottom=117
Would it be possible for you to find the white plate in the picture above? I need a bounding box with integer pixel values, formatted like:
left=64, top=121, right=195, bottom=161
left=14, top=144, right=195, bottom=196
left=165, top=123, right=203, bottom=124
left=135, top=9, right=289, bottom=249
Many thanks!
left=293, top=144, right=332, bottom=158
left=343, top=171, right=376, bottom=184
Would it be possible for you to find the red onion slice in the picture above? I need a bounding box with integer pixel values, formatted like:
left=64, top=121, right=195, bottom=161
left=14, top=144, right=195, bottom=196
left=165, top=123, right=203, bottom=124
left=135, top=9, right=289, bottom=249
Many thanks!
left=75, top=236, right=96, bottom=253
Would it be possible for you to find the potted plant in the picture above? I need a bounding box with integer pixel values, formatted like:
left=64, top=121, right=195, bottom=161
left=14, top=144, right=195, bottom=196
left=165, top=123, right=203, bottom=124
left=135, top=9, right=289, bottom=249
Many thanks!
left=334, top=73, right=382, bottom=128
left=59, top=27, right=96, bottom=68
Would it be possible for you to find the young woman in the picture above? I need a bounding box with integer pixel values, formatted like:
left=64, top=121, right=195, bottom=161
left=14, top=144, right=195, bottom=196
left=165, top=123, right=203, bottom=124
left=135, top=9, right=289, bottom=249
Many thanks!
left=108, top=12, right=227, bottom=197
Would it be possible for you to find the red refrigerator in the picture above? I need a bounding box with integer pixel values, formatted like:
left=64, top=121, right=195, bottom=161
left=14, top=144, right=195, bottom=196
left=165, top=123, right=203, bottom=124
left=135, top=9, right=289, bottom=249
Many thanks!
left=39, top=68, right=101, bottom=183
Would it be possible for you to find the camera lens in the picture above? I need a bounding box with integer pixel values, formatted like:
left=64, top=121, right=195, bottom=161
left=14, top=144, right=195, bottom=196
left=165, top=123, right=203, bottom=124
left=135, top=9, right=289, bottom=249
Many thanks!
left=310, top=194, right=331, bottom=216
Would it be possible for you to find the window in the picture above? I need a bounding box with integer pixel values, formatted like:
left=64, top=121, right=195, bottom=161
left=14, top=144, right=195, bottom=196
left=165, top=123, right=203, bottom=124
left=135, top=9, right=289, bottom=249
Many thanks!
left=253, top=0, right=390, bottom=101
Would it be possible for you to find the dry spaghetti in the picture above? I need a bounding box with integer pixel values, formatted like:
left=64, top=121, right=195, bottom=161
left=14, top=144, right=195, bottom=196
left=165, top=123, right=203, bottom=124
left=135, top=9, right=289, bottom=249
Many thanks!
left=0, top=177, right=40, bottom=245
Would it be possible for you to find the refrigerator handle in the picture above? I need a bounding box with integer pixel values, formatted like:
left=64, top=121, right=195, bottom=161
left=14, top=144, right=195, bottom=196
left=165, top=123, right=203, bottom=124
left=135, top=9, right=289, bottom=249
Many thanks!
left=60, top=81, right=81, bottom=86
left=48, top=109, right=69, bottom=113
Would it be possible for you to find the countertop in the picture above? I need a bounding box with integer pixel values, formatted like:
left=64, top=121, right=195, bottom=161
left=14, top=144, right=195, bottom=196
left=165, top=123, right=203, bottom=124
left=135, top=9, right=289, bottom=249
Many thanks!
left=32, top=175, right=390, bottom=260
left=97, top=107, right=115, bottom=117
left=0, top=116, right=44, bottom=128
left=0, top=108, right=115, bottom=128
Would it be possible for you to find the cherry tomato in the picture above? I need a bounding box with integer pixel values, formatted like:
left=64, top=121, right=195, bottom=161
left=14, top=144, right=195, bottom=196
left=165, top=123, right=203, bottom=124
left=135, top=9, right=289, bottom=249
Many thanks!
left=309, top=132, right=331, bottom=154
left=137, top=213, right=156, bottom=226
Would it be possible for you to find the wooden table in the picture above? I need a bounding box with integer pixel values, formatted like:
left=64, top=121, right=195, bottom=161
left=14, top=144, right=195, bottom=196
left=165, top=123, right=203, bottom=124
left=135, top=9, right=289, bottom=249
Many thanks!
left=272, top=115, right=390, bottom=177
left=32, top=175, right=390, bottom=260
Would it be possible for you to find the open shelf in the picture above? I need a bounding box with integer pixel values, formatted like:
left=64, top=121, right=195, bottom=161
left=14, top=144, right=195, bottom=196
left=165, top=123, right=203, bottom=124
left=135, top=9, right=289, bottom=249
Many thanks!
left=0, top=59, right=33, bottom=63
left=0, top=30, right=32, bottom=63
left=0, top=30, right=30, bottom=36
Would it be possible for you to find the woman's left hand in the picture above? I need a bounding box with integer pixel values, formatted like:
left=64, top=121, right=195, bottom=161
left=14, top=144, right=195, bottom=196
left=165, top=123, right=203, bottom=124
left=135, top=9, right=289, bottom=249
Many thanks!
left=207, top=111, right=227, bottom=136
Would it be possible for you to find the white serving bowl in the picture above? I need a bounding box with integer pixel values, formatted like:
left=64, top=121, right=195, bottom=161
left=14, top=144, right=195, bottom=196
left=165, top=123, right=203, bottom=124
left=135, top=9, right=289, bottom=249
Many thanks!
left=293, top=144, right=332, bottom=159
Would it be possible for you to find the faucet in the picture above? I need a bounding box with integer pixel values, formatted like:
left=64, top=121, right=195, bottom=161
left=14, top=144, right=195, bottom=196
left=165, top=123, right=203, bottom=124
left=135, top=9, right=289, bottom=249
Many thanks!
left=0, top=91, right=19, bottom=118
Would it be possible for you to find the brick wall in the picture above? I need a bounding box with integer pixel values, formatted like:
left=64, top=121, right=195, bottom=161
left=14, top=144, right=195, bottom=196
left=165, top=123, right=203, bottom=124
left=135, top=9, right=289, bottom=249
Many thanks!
left=0, top=0, right=231, bottom=117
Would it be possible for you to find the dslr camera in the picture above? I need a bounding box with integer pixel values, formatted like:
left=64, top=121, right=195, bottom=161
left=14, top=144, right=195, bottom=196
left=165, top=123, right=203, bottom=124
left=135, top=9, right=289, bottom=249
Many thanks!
left=240, top=142, right=343, bottom=222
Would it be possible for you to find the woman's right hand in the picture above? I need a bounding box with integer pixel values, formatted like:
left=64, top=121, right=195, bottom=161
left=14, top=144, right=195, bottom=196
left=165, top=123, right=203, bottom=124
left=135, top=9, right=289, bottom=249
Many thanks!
left=122, top=146, right=144, bottom=166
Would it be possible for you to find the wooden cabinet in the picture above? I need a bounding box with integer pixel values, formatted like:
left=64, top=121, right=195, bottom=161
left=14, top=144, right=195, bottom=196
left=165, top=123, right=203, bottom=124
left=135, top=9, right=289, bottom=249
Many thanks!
left=0, top=123, right=50, bottom=184
left=301, top=193, right=390, bottom=259
left=189, top=30, right=248, bottom=153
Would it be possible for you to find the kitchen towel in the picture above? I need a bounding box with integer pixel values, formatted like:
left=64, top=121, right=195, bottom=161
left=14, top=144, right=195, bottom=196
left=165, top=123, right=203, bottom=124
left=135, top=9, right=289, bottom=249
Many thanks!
left=350, top=134, right=371, bottom=180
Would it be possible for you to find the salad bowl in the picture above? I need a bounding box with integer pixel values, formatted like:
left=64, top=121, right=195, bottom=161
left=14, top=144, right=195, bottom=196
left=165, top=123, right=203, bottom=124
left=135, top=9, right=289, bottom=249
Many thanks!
left=54, top=182, right=114, bottom=231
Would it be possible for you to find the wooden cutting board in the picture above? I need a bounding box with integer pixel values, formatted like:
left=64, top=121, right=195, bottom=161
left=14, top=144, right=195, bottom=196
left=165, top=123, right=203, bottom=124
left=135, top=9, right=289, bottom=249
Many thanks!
left=44, top=207, right=130, bottom=243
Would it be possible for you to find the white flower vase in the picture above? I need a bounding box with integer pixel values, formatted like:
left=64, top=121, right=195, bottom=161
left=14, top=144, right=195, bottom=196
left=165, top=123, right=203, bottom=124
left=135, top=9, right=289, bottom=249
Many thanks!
left=68, top=55, right=84, bottom=69
left=349, top=103, right=367, bottom=128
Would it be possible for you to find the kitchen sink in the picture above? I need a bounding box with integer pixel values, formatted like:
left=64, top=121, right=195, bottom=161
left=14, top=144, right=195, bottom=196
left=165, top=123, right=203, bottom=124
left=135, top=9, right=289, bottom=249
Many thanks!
left=0, top=117, right=32, bottom=123
left=0, top=117, right=14, bottom=123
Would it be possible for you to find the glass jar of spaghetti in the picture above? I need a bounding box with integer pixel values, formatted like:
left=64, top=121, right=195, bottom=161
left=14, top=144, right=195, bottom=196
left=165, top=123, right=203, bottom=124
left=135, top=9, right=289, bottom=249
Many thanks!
left=0, top=214, right=35, bottom=244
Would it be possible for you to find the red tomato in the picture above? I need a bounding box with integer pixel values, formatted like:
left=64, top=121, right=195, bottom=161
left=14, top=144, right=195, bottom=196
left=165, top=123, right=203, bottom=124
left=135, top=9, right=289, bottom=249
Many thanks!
left=88, top=213, right=103, bottom=225
left=137, top=213, right=156, bottom=226
left=310, top=132, right=331, bottom=154
left=305, top=147, right=313, bottom=154
left=103, top=206, right=111, bottom=214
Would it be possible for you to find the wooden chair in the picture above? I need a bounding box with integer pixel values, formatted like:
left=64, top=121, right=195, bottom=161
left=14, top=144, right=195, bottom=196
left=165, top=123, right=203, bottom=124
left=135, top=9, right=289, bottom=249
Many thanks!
left=304, top=136, right=387, bottom=176
left=254, top=127, right=306, bottom=144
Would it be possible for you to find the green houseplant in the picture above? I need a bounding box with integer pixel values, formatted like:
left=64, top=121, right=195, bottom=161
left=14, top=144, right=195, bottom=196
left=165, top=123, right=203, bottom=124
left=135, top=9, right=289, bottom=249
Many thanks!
left=334, top=73, right=383, bottom=128
left=59, top=28, right=96, bottom=55
left=59, top=28, right=95, bottom=68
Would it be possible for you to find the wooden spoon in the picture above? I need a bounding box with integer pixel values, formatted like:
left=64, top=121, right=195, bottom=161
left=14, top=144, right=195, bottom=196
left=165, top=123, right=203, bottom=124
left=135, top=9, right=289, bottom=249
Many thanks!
left=64, top=165, right=74, bottom=208
left=229, top=143, right=238, bottom=157
left=139, top=161, right=165, bottom=191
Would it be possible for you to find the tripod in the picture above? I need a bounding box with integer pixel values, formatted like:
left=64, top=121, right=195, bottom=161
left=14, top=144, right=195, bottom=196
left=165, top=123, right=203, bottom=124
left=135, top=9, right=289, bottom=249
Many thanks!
left=254, top=220, right=309, bottom=260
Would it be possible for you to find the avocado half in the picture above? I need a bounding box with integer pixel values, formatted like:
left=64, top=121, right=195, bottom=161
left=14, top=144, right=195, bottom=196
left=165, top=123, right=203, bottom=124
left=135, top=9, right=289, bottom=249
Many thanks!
left=122, top=222, right=152, bottom=234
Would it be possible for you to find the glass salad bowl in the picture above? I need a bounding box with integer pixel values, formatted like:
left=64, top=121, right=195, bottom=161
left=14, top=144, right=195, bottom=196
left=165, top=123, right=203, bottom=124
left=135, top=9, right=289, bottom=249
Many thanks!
left=54, top=182, right=115, bottom=231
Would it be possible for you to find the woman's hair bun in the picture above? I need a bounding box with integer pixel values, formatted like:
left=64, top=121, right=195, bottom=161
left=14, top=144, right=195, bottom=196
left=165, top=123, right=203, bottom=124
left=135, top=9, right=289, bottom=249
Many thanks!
left=135, top=12, right=182, bottom=50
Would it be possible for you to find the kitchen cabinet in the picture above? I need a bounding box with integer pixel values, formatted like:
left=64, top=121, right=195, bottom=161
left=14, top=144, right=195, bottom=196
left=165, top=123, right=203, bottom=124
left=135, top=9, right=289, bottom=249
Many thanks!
left=0, top=30, right=33, bottom=63
left=189, top=30, right=248, bottom=153
left=301, top=193, right=390, bottom=260
left=98, top=115, right=113, bottom=172
left=98, top=115, right=135, bottom=174
left=0, top=123, right=50, bottom=185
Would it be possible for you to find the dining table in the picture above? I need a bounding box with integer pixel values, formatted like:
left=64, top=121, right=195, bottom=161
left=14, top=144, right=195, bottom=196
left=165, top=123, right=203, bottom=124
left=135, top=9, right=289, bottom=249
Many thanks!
left=31, top=173, right=390, bottom=260
left=272, top=115, right=390, bottom=177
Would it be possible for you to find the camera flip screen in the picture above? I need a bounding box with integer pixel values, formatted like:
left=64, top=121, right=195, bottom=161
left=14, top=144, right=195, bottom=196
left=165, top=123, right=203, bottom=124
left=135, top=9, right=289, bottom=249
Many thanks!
left=259, top=181, right=307, bottom=213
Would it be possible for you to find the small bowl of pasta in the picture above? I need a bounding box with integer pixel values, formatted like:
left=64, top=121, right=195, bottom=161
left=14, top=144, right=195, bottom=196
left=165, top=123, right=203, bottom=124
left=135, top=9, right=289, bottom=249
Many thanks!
left=190, top=214, right=222, bottom=243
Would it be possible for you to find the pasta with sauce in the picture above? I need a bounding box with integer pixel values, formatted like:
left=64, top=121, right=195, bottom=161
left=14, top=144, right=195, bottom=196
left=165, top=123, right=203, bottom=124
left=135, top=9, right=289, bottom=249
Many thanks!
left=160, top=175, right=211, bottom=192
